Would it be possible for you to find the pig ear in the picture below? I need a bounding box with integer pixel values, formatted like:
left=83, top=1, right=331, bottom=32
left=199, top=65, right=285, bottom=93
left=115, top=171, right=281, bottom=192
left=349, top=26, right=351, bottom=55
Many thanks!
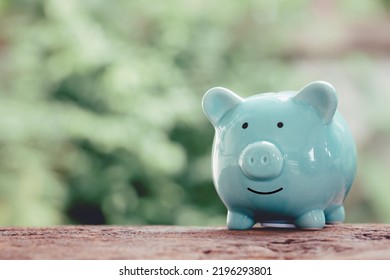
left=202, top=87, right=243, bottom=126
left=293, top=81, right=338, bottom=125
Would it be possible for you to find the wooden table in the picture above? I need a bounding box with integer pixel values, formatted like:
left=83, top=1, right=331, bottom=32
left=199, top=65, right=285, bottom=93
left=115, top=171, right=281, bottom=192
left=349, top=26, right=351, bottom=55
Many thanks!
left=0, top=224, right=389, bottom=259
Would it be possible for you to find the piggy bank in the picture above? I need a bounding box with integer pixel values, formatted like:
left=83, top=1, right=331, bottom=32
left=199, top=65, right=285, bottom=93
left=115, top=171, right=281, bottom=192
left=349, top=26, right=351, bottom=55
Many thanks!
left=202, top=81, right=357, bottom=229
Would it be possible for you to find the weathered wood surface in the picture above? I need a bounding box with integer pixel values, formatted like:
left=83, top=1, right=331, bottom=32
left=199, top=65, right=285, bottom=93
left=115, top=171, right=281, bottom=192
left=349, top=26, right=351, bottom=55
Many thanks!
left=0, top=224, right=389, bottom=259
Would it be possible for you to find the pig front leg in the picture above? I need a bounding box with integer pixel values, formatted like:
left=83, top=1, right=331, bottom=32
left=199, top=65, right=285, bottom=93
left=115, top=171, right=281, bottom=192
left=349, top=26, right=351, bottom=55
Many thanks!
left=295, top=209, right=326, bottom=229
left=227, top=209, right=256, bottom=230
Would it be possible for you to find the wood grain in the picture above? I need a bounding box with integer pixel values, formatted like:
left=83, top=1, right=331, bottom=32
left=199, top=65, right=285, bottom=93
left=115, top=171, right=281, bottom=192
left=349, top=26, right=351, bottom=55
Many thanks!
left=0, top=224, right=389, bottom=259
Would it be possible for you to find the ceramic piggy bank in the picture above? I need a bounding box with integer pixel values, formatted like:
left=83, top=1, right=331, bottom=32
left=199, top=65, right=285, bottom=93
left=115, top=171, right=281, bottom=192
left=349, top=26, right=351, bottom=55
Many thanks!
left=202, top=81, right=357, bottom=229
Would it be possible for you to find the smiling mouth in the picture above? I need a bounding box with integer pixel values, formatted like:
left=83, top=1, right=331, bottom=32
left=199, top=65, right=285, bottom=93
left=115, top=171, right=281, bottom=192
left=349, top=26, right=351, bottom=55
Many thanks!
left=247, top=187, right=283, bottom=195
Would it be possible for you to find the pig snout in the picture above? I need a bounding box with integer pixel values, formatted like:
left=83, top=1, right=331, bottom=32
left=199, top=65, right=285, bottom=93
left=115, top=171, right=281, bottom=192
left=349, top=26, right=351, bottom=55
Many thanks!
left=239, top=141, right=284, bottom=180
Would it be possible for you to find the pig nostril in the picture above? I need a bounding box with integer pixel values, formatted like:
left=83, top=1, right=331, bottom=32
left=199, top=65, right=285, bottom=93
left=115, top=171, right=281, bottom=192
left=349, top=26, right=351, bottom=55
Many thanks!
left=250, top=157, right=255, bottom=164
left=262, top=156, right=268, bottom=164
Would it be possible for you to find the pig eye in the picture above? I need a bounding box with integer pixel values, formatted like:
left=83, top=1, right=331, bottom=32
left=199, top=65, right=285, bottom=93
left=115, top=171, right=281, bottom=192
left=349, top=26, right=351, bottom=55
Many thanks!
left=242, top=122, right=249, bottom=129
left=277, top=122, right=284, bottom=128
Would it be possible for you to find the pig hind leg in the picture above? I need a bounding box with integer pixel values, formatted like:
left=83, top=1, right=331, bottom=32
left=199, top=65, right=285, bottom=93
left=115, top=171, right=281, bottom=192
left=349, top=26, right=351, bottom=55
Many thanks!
left=324, top=205, right=345, bottom=224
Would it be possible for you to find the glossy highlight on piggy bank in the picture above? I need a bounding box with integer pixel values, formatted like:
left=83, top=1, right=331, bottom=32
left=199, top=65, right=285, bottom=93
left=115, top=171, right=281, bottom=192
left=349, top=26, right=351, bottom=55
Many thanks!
left=202, top=81, right=357, bottom=229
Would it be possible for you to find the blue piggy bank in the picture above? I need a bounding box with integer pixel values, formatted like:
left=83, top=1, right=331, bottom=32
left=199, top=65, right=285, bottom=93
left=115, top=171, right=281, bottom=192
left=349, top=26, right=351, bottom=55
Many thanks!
left=202, top=81, right=357, bottom=229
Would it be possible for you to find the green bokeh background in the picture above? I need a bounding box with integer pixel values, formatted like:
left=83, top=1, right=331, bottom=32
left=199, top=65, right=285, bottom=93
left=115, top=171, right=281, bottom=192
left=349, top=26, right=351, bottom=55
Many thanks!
left=0, top=0, right=389, bottom=226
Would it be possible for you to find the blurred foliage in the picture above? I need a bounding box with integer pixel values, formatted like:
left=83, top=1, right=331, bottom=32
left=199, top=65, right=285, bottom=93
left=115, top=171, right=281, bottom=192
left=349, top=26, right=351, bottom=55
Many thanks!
left=0, top=0, right=389, bottom=226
